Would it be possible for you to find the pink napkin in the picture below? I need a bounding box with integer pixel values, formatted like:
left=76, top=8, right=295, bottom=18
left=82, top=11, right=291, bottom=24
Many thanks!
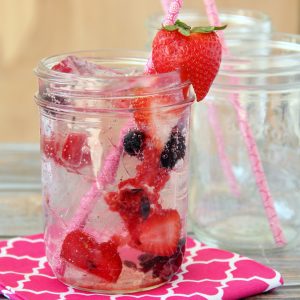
left=0, top=234, right=283, bottom=300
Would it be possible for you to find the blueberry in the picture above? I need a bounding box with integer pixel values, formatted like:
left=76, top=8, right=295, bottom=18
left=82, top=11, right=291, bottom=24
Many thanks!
left=123, top=130, right=145, bottom=156
left=140, top=196, right=150, bottom=220
left=160, top=128, right=186, bottom=169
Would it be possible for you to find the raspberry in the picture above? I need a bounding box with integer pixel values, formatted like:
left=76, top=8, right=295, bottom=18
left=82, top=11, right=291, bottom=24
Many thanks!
left=123, top=130, right=145, bottom=156
left=160, top=127, right=186, bottom=169
left=105, top=188, right=153, bottom=224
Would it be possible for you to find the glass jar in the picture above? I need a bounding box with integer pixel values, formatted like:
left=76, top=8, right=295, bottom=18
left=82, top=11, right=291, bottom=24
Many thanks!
left=190, top=33, right=300, bottom=254
left=34, top=50, right=193, bottom=293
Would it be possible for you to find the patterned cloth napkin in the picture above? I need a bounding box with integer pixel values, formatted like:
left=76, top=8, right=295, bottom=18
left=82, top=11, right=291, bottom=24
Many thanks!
left=0, top=234, right=283, bottom=300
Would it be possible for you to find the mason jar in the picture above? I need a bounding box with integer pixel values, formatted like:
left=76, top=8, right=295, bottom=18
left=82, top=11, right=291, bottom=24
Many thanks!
left=190, top=33, right=300, bottom=254
left=34, top=50, right=193, bottom=293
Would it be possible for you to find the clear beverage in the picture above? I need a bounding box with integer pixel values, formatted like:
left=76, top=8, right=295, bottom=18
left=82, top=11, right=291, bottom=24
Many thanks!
left=35, top=51, right=192, bottom=293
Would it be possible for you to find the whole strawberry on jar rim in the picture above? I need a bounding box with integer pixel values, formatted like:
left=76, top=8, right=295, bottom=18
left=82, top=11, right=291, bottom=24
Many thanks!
left=152, top=20, right=226, bottom=101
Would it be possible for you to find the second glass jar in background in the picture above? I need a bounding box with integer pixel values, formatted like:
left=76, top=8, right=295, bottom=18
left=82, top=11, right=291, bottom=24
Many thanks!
left=190, top=33, right=300, bottom=253
left=146, top=9, right=272, bottom=49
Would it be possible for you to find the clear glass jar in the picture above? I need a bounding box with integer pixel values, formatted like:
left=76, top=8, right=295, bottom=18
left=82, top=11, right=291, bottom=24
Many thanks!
left=146, top=9, right=272, bottom=48
left=190, top=33, right=300, bottom=253
left=34, top=50, right=193, bottom=293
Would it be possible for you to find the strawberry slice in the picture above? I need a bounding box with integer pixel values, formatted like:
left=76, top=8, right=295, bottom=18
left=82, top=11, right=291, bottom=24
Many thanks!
left=135, top=209, right=181, bottom=256
left=61, top=230, right=122, bottom=283
left=52, top=58, right=73, bottom=73
left=132, top=95, right=184, bottom=148
left=41, top=132, right=91, bottom=171
left=41, top=134, right=62, bottom=165
left=61, top=133, right=91, bottom=168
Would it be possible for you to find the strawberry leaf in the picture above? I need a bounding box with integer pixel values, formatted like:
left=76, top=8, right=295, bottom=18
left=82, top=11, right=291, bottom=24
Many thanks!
left=178, top=27, right=190, bottom=36
left=175, top=19, right=191, bottom=30
left=163, top=20, right=226, bottom=36
left=191, top=25, right=227, bottom=33
left=163, top=24, right=179, bottom=31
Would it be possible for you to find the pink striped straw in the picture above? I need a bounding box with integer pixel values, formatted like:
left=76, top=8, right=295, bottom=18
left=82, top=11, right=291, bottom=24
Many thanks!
left=68, top=0, right=183, bottom=234
left=160, top=0, right=172, bottom=14
left=159, top=0, right=240, bottom=198
left=54, top=0, right=186, bottom=274
left=72, top=0, right=183, bottom=229
left=68, top=122, right=134, bottom=231
left=207, top=102, right=240, bottom=197
left=203, top=0, right=286, bottom=246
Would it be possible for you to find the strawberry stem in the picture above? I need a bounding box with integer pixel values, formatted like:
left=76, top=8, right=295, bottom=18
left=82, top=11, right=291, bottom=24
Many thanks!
left=162, top=20, right=227, bottom=36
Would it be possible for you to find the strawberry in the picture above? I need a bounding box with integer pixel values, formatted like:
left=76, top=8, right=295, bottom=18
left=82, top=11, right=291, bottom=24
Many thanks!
left=61, top=132, right=91, bottom=168
left=152, top=20, right=225, bottom=101
left=41, top=134, right=62, bottom=165
left=118, top=142, right=170, bottom=195
left=135, top=209, right=181, bottom=256
left=61, top=230, right=122, bottom=283
left=105, top=187, right=156, bottom=228
left=42, top=132, right=91, bottom=172
left=52, top=58, right=73, bottom=73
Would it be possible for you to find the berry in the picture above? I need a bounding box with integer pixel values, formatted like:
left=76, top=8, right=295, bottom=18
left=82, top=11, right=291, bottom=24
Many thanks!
left=135, top=143, right=170, bottom=191
left=123, top=260, right=137, bottom=270
left=105, top=188, right=153, bottom=224
left=152, top=20, right=225, bottom=101
left=41, top=133, right=91, bottom=172
left=61, top=133, right=91, bottom=168
left=61, top=230, right=122, bottom=283
left=123, top=130, right=145, bottom=156
left=138, top=238, right=186, bottom=280
left=135, top=209, right=181, bottom=256
left=160, top=127, right=186, bottom=169
left=118, top=188, right=148, bottom=221
left=41, top=135, right=62, bottom=165
left=140, top=196, right=151, bottom=220
left=52, top=58, right=73, bottom=73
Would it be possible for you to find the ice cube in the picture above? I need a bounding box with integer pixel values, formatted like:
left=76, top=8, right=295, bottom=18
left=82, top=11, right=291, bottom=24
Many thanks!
left=53, top=55, right=122, bottom=77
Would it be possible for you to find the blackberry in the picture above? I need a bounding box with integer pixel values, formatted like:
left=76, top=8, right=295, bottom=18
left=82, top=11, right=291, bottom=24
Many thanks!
left=123, top=260, right=137, bottom=270
left=138, top=238, right=186, bottom=280
left=160, top=127, right=186, bottom=169
left=118, top=188, right=151, bottom=220
left=123, top=130, right=145, bottom=156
